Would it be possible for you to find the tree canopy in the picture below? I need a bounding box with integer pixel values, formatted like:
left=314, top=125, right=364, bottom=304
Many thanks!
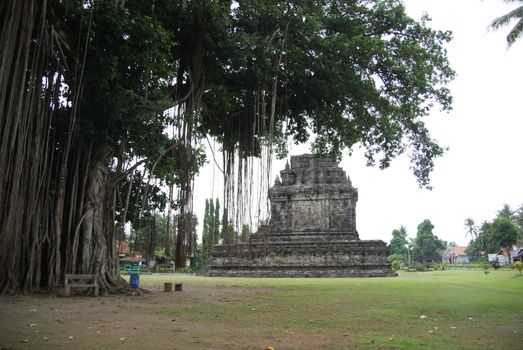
left=389, top=226, right=408, bottom=256
left=489, top=217, right=520, bottom=253
left=200, top=0, right=454, bottom=187
left=466, top=203, right=523, bottom=256
left=0, top=0, right=454, bottom=293
left=411, top=219, right=446, bottom=263
left=387, top=225, right=409, bottom=268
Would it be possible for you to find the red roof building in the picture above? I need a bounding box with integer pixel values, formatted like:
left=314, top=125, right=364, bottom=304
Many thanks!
left=117, top=241, right=129, bottom=257
left=441, top=246, right=469, bottom=264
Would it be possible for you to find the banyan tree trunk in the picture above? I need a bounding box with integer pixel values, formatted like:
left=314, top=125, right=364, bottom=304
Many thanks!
left=78, top=157, right=124, bottom=291
left=0, top=0, right=53, bottom=293
left=0, top=0, right=129, bottom=294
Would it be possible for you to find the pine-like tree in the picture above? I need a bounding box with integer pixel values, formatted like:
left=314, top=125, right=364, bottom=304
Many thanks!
left=214, top=199, right=221, bottom=244
left=202, top=199, right=211, bottom=262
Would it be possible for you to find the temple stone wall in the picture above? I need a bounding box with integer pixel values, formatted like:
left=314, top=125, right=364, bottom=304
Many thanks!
left=270, top=154, right=358, bottom=236
left=201, top=154, right=395, bottom=278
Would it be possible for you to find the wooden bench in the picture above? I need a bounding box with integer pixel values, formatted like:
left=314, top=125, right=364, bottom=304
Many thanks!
left=64, top=274, right=99, bottom=297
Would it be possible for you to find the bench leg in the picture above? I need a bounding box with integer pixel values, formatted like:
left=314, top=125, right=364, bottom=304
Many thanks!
left=64, top=285, right=70, bottom=297
left=94, top=285, right=99, bottom=297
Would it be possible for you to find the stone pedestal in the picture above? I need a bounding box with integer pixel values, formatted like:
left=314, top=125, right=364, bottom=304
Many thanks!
left=201, top=154, right=395, bottom=277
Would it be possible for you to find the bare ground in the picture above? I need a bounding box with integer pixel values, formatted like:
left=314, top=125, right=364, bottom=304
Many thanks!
left=0, top=277, right=284, bottom=350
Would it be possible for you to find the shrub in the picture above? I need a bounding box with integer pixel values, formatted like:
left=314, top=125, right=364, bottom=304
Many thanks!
left=425, top=263, right=440, bottom=271
left=175, top=266, right=195, bottom=273
left=387, top=254, right=405, bottom=265
left=391, top=260, right=401, bottom=271
left=435, top=263, right=447, bottom=271
left=514, top=261, right=523, bottom=275
left=413, top=263, right=425, bottom=272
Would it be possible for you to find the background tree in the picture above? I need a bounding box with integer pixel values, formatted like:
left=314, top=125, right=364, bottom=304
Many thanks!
left=202, top=199, right=211, bottom=262
left=240, top=224, right=252, bottom=243
left=466, top=221, right=494, bottom=256
left=412, top=220, right=446, bottom=263
left=464, top=218, right=478, bottom=241
left=202, top=198, right=221, bottom=262
left=489, top=217, right=520, bottom=260
left=490, top=0, right=523, bottom=47
left=213, top=199, right=221, bottom=245
left=477, top=221, right=496, bottom=253
left=389, top=226, right=408, bottom=255
left=129, top=213, right=176, bottom=259
left=497, top=204, right=516, bottom=220
left=467, top=202, right=523, bottom=256
left=221, top=208, right=237, bottom=245
left=388, top=226, right=408, bottom=265
left=513, top=203, right=523, bottom=235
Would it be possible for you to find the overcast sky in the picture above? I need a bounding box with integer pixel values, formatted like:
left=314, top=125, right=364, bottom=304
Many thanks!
left=193, top=0, right=523, bottom=246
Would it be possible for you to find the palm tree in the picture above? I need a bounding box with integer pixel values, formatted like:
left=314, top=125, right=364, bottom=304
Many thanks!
left=497, top=204, right=515, bottom=220
left=490, top=0, right=523, bottom=47
left=464, top=218, right=477, bottom=241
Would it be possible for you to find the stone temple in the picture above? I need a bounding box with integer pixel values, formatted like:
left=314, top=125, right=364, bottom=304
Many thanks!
left=202, top=154, right=395, bottom=277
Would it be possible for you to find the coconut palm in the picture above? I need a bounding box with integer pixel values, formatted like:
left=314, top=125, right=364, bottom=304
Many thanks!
left=497, top=204, right=516, bottom=220
left=464, top=218, right=478, bottom=241
left=490, top=0, right=523, bottom=47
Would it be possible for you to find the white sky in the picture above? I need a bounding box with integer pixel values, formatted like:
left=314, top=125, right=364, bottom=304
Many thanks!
left=193, top=0, right=523, bottom=246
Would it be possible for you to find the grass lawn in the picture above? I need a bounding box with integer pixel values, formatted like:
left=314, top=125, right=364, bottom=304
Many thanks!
left=1, top=269, right=521, bottom=349
left=137, top=269, right=523, bottom=350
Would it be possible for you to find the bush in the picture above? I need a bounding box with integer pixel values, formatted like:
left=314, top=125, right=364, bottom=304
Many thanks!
left=514, top=261, right=523, bottom=275
left=435, top=263, right=447, bottom=271
left=391, top=260, right=401, bottom=271
left=387, top=254, right=405, bottom=265
left=175, top=266, right=195, bottom=273
left=413, top=263, right=425, bottom=272
left=425, top=263, right=435, bottom=270
left=156, top=264, right=175, bottom=273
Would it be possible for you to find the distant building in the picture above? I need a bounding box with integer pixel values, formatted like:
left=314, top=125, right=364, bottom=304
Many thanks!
left=511, top=247, right=523, bottom=263
left=441, top=246, right=469, bottom=264
left=488, top=247, right=523, bottom=265
left=117, top=241, right=129, bottom=257
left=496, top=246, right=523, bottom=265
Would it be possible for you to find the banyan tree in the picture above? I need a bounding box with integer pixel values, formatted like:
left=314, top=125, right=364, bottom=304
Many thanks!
left=0, top=0, right=454, bottom=293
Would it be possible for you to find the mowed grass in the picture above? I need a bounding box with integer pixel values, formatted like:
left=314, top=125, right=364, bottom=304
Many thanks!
left=141, top=270, right=523, bottom=350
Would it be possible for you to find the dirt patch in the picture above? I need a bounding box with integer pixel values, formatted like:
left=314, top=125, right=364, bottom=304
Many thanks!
left=0, top=279, right=277, bottom=350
